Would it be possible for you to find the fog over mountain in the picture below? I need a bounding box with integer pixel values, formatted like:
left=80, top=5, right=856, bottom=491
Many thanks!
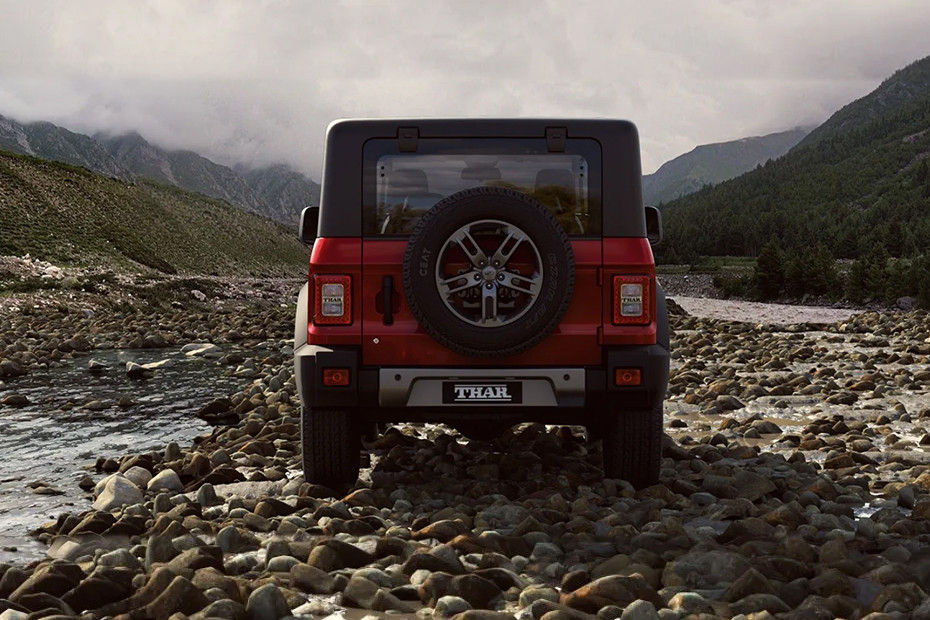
left=0, top=114, right=318, bottom=224
left=1, top=1, right=929, bottom=177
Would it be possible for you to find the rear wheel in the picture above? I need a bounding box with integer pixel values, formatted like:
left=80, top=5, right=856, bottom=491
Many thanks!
left=301, top=406, right=360, bottom=487
left=601, top=399, right=663, bottom=488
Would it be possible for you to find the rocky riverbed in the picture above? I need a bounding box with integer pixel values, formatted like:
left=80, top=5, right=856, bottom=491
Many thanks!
left=1, top=284, right=929, bottom=619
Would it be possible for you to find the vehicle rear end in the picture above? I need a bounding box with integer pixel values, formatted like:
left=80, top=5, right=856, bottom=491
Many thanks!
left=295, top=119, right=669, bottom=488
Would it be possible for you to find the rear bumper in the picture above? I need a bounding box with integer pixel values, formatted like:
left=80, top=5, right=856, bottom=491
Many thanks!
left=295, top=344, right=669, bottom=416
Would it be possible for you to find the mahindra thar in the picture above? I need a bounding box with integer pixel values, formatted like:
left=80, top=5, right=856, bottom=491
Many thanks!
left=294, top=119, right=670, bottom=488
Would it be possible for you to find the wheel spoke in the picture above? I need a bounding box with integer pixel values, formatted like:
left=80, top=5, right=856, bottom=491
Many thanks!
left=498, top=271, right=541, bottom=296
left=490, top=226, right=526, bottom=267
left=435, top=219, right=544, bottom=328
left=438, top=271, right=481, bottom=296
left=451, top=228, right=488, bottom=267
left=481, top=285, right=499, bottom=324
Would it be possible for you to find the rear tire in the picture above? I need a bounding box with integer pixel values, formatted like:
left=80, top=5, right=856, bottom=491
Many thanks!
left=301, top=406, right=360, bottom=488
left=601, top=399, right=663, bottom=488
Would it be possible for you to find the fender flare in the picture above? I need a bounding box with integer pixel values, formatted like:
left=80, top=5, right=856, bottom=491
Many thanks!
left=294, top=282, right=309, bottom=348
left=656, top=285, right=670, bottom=352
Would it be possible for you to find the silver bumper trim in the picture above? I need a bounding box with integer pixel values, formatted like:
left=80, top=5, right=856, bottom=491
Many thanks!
left=378, top=368, right=586, bottom=407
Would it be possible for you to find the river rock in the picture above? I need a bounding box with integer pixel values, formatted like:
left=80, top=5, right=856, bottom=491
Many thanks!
left=1, top=394, right=29, bottom=407
left=0, top=359, right=26, bottom=378
left=667, top=591, right=713, bottom=615
left=145, top=575, right=208, bottom=619
left=619, top=600, right=659, bottom=620
left=93, top=475, right=144, bottom=511
left=290, top=562, right=334, bottom=594
left=87, top=359, right=108, bottom=374
left=662, top=549, right=752, bottom=589
left=61, top=574, right=131, bottom=613
left=245, top=583, right=290, bottom=620
left=519, top=586, right=560, bottom=607
left=307, top=539, right=374, bottom=571
left=125, top=362, right=151, bottom=379
left=97, top=548, right=143, bottom=571
left=147, top=469, right=183, bottom=492
left=436, top=595, right=472, bottom=616
left=183, top=343, right=223, bottom=358
left=123, top=466, right=153, bottom=488
left=561, top=575, right=660, bottom=612
left=730, top=593, right=791, bottom=614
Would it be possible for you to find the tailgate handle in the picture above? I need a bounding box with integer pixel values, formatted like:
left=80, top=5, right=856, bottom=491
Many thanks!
left=382, top=276, right=395, bottom=325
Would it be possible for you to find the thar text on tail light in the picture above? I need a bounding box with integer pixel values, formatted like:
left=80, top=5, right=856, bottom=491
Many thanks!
left=313, top=274, right=352, bottom=325
left=612, top=274, right=652, bottom=325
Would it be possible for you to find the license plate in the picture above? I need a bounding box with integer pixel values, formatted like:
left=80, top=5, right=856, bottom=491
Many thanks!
left=442, top=381, right=523, bottom=404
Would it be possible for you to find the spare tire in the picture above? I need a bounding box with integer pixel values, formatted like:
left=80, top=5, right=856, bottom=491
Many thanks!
left=403, top=186, right=575, bottom=357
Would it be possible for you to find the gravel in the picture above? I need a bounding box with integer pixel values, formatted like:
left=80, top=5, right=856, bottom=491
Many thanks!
left=1, top=286, right=929, bottom=618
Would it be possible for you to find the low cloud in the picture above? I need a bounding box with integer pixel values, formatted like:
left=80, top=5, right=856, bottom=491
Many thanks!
left=1, top=0, right=928, bottom=176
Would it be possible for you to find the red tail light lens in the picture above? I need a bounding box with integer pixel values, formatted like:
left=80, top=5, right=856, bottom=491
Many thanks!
left=322, top=368, right=350, bottom=386
left=615, top=368, right=642, bottom=386
left=313, top=275, right=351, bottom=325
left=612, top=275, right=651, bottom=325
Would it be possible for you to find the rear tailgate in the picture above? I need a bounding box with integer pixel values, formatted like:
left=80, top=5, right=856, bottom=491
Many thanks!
left=361, top=239, right=602, bottom=366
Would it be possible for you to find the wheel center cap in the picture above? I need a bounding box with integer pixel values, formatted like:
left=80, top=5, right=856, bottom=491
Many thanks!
left=481, top=266, right=497, bottom=281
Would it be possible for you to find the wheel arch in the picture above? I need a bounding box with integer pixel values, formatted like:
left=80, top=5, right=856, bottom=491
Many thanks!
left=294, top=282, right=309, bottom=348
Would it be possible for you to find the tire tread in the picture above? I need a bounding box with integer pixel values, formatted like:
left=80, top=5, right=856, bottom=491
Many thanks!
left=301, top=406, right=359, bottom=487
left=602, top=400, right=663, bottom=488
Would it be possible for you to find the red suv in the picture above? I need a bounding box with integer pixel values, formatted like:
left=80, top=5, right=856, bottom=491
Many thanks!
left=294, top=119, right=669, bottom=488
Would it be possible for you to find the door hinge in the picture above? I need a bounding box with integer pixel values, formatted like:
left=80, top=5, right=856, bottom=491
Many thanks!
left=546, top=127, right=567, bottom=152
left=398, top=127, right=418, bottom=152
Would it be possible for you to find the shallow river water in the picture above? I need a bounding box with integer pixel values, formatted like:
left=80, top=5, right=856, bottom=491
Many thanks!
left=0, top=346, right=249, bottom=564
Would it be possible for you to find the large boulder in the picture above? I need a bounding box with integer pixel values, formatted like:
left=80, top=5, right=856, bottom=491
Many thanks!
left=93, top=475, right=143, bottom=511
left=147, top=469, right=183, bottom=493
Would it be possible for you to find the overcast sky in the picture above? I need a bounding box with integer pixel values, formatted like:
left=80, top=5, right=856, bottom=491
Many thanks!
left=1, top=1, right=929, bottom=177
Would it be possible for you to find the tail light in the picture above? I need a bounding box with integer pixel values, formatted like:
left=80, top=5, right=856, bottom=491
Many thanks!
left=313, top=275, right=352, bottom=325
left=612, top=275, right=651, bottom=325
left=322, top=368, right=350, bottom=386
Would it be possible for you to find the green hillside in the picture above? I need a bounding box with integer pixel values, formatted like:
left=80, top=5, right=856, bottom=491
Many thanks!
left=659, top=55, right=930, bottom=263
left=643, top=128, right=808, bottom=205
left=0, top=149, right=307, bottom=275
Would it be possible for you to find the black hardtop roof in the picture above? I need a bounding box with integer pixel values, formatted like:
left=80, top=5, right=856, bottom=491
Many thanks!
left=318, top=118, right=645, bottom=237
left=326, top=117, right=638, bottom=138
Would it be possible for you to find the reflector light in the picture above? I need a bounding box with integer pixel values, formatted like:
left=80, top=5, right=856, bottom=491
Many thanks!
left=314, top=275, right=351, bottom=324
left=322, top=368, right=350, bottom=386
left=615, top=368, right=642, bottom=386
left=612, top=275, right=651, bottom=325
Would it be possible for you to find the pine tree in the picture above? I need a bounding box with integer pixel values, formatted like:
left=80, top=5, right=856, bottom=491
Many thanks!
left=753, top=240, right=785, bottom=300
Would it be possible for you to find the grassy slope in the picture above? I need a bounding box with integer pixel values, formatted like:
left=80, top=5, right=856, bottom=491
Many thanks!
left=0, top=149, right=307, bottom=276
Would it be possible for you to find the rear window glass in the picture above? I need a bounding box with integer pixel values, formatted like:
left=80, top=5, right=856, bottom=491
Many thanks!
left=363, top=138, right=601, bottom=236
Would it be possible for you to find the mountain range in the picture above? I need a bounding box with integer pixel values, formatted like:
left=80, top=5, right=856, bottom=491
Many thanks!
left=658, top=54, right=930, bottom=262
left=0, top=114, right=318, bottom=225
left=642, top=128, right=810, bottom=205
